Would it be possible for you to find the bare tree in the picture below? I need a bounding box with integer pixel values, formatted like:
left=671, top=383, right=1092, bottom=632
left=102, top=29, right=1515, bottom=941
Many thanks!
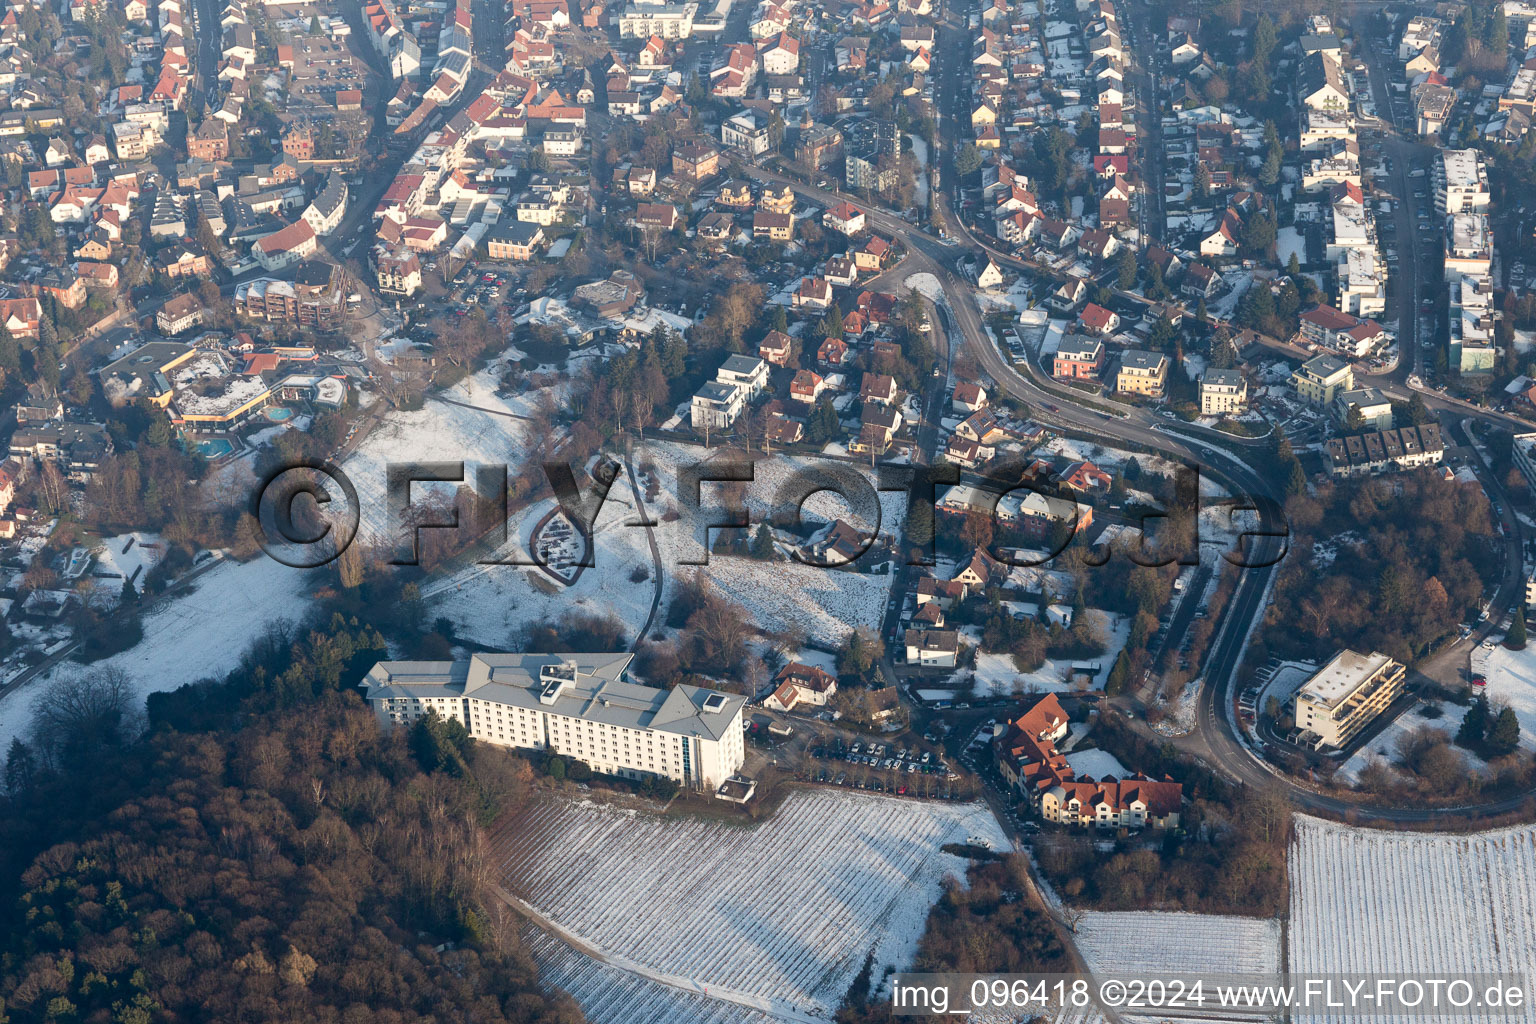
left=30, top=665, right=140, bottom=766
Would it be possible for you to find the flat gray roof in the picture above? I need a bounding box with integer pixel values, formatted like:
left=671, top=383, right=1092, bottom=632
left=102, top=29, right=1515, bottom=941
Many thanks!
left=362, top=653, right=745, bottom=741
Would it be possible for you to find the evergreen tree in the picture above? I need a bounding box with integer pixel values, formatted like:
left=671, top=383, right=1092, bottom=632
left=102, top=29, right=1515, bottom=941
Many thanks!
left=749, top=522, right=776, bottom=560
left=1287, top=251, right=1301, bottom=277
left=1488, top=706, right=1521, bottom=754
left=821, top=304, right=845, bottom=338
left=1507, top=606, right=1527, bottom=651
left=1458, top=697, right=1488, bottom=747
left=4, top=736, right=35, bottom=795
left=1286, top=459, right=1308, bottom=497
left=1116, top=246, right=1138, bottom=290
left=1105, top=650, right=1131, bottom=695
left=0, top=322, right=17, bottom=376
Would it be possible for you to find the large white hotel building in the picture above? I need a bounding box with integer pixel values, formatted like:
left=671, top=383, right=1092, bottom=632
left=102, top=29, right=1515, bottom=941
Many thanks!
left=361, top=653, right=746, bottom=790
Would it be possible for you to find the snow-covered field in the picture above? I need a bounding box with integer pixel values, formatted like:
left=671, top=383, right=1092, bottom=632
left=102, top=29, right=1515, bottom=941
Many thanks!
left=1468, top=645, right=1536, bottom=752
left=0, top=555, right=312, bottom=751
left=496, top=790, right=1008, bottom=1019
left=1074, top=911, right=1281, bottom=975
left=343, top=387, right=531, bottom=546
left=525, top=927, right=790, bottom=1024
left=423, top=483, right=657, bottom=647
left=1290, top=815, right=1536, bottom=1024
left=707, top=556, right=894, bottom=644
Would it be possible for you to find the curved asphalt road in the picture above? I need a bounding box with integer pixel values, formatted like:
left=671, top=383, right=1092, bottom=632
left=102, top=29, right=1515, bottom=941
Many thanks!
left=745, top=166, right=1536, bottom=826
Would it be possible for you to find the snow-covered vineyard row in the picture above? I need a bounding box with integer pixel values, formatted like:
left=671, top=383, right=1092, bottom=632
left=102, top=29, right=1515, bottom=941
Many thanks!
left=1073, top=911, right=1281, bottom=976
left=523, top=926, right=795, bottom=1024
left=1289, top=815, right=1536, bottom=1024
left=495, top=791, right=1007, bottom=1017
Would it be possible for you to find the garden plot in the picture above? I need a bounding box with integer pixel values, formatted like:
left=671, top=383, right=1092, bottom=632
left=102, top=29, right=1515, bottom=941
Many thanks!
left=1290, top=815, right=1536, bottom=1024
left=84, top=532, right=166, bottom=604
left=1073, top=911, right=1281, bottom=976
left=495, top=789, right=1008, bottom=1019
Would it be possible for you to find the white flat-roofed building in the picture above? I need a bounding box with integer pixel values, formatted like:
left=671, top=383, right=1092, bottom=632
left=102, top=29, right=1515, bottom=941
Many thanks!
left=1434, top=149, right=1490, bottom=215
left=1293, top=649, right=1406, bottom=750
left=618, top=0, right=698, bottom=38
left=1445, top=213, right=1493, bottom=281
left=1337, top=248, right=1386, bottom=318
left=1200, top=368, right=1247, bottom=416
left=1299, top=110, right=1353, bottom=152
left=362, top=653, right=746, bottom=790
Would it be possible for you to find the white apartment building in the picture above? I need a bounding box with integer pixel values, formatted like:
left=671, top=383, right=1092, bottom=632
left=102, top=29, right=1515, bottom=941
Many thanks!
left=1327, top=201, right=1374, bottom=261
left=1336, top=248, right=1386, bottom=318
left=1449, top=271, right=1497, bottom=374
left=1299, top=110, right=1354, bottom=152
left=691, top=379, right=747, bottom=431
left=721, top=109, right=772, bottom=157
left=1445, top=213, right=1493, bottom=281
left=618, top=1, right=698, bottom=38
left=362, top=653, right=746, bottom=790
left=1398, top=15, right=1443, bottom=60
left=1294, top=649, right=1407, bottom=750
left=715, top=353, right=769, bottom=396
left=1434, top=149, right=1490, bottom=215
left=690, top=354, right=767, bottom=432
left=1199, top=369, right=1247, bottom=416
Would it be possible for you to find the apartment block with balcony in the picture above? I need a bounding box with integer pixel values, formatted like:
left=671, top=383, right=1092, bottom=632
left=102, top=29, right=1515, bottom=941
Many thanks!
left=1294, top=649, right=1407, bottom=750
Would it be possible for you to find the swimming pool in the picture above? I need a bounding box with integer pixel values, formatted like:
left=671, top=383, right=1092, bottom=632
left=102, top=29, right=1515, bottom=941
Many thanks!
left=266, top=407, right=295, bottom=422
left=196, top=438, right=235, bottom=458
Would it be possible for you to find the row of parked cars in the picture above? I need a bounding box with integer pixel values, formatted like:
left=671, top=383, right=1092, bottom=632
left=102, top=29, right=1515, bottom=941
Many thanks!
left=810, top=740, right=954, bottom=777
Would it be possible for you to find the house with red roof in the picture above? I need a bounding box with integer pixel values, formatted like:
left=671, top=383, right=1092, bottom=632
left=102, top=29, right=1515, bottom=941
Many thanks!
left=995, top=694, right=1183, bottom=829
left=1078, top=303, right=1120, bottom=336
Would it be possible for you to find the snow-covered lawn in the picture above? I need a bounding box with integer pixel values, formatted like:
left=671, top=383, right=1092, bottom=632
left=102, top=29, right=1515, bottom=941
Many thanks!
left=0, top=555, right=313, bottom=752
left=967, top=610, right=1131, bottom=696
left=422, top=481, right=657, bottom=647
left=86, top=531, right=165, bottom=602
left=707, top=556, right=893, bottom=645
left=1074, top=911, right=1281, bottom=975
left=632, top=441, right=905, bottom=644
left=1277, top=226, right=1306, bottom=268
left=1468, top=644, right=1536, bottom=752
left=1290, top=815, right=1536, bottom=1024
left=1334, top=701, right=1476, bottom=785
left=495, top=789, right=1007, bottom=1019
left=343, top=386, right=532, bottom=546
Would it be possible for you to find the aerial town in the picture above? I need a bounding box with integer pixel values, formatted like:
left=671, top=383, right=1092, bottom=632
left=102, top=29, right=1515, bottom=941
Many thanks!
left=1, top=0, right=1536, bottom=1018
